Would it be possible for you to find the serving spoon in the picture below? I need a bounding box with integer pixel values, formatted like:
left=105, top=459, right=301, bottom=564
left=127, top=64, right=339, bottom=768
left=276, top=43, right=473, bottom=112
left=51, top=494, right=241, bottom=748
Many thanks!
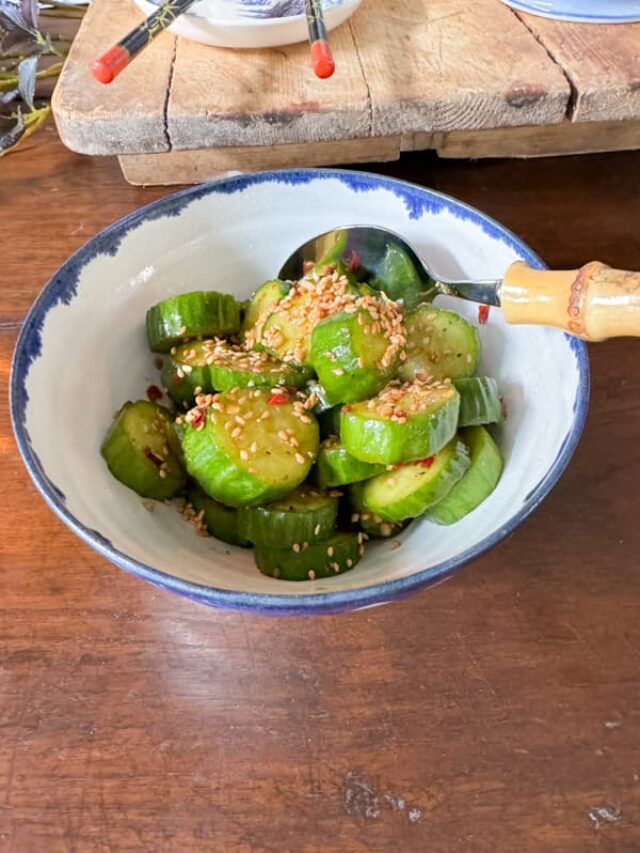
left=279, top=225, right=640, bottom=342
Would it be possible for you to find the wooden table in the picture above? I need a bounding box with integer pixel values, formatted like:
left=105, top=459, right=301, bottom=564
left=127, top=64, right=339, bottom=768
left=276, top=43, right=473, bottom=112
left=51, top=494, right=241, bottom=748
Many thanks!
left=2, top=130, right=640, bottom=852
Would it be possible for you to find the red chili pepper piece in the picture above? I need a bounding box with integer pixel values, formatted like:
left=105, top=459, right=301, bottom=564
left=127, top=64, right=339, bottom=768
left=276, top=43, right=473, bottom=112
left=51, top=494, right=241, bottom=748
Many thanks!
left=478, top=305, right=490, bottom=325
left=146, top=385, right=163, bottom=402
left=346, top=249, right=361, bottom=273
left=191, top=409, right=206, bottom=429
left=144, top=448, right=163, bottom=468
left=418, top=456, right=435, bottom=469
left=267, top=392, right=290, bottom=406
left=342, top=405, right=352, bottom=414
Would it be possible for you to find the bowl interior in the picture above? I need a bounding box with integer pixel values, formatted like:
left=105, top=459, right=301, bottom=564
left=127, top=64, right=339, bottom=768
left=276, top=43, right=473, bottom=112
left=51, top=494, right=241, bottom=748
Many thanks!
left=12, top=171, right=588, bottom=613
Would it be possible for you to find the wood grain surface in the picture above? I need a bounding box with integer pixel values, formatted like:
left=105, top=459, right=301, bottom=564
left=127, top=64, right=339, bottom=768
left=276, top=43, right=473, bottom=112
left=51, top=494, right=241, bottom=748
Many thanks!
left=2, top=132, right=640, bottom=852
left=515, top=13, right=640, bottom=124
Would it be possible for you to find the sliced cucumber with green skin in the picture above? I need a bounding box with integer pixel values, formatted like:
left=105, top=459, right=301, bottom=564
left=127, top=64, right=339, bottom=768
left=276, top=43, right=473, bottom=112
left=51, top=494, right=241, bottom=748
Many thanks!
left=102, top=400, right=186, bottom=499
left=315, top=436, right=385, bottom=488
left=348, top=484, right=408, bottom=538
left=370, top=244, right=433, bottom=309
left=318, top=405, right=343, bottom=440
left=310, top=306, right=399, bottom=405
left=341, top=380, right=460, bottom=465
left=427, top=426, right=503, bottom=525
left=238, top=486, right=338, bottom=548
left=242, top=279, right=290, bottom=345
left=254, top=532, right=362, bottom=581
left=188, top=487, right=251, bottom=547
left=146, top=291, right=242, bottom=353
left=207, top=341, right=311, bottom=392
left=454, top=377, right=502, bottom=427
left=354, top=437, right=470, bottom=522
left=399, top=305, right=479, bottom=383
left=180, top=387, right=319, bottom=508
left=161, top=341, right=216, bottom=406
left=260, top=272, right=360, bottom=367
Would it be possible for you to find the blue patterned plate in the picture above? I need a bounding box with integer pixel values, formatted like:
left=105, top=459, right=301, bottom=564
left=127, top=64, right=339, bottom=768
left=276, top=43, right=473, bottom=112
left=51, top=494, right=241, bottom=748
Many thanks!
left=501, top=0, right=640, bottom=23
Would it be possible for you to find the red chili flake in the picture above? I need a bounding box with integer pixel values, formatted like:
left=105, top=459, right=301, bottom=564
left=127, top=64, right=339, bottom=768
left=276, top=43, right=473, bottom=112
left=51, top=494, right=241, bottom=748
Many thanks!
left=191, top=409, right=206, bottom=429
left=418, top=456, right=435, bottom=469
left=342, top=405, right=352, bottom=414
left=478, top=305, right=490, bottom=325
left=346, top=249, right=361, bottom=273
left=143, top=448, right=163, bottom=468
left=153, top=357, right=164, bottom=371
left=267, top=391, right=290, bottom=406
left=146, top=385, right=163, bottom=402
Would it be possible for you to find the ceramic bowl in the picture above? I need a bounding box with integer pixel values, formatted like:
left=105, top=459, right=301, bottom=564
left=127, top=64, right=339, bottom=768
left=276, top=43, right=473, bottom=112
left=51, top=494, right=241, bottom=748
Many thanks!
left=10, top=170, right=589, bottom=615
left=500, top=0, right=640, bottom=23
left=131, top=0, right=363, bottom=48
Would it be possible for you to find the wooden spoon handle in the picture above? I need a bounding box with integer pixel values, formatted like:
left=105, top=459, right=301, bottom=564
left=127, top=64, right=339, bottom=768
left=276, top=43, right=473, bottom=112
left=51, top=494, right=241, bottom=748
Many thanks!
left=501, top=261, right=640, bottom=341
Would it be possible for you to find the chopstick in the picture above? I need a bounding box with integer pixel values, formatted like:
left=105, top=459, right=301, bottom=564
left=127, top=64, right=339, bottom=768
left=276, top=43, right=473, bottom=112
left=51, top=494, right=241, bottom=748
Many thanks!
left=90, top=0, right=198, bottom=84
left=305, top=0, right=335, bottom=79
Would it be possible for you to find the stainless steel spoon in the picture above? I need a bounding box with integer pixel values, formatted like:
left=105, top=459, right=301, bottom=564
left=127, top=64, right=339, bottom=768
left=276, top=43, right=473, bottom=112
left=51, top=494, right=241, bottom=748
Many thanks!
left=279, top=225, right=640, bottom=342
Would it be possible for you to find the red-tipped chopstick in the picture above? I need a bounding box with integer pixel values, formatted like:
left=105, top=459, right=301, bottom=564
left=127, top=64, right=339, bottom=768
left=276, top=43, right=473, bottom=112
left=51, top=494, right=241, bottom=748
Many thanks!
left=91, top=0, right=197, bottom=84
left=305, top=0, right=335, bottom=79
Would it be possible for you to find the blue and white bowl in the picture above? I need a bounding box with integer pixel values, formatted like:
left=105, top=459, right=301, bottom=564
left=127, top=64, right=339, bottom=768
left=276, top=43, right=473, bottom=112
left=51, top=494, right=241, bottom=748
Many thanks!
left=132, top=0, right=363, bottom=48
left=500, top=0, right=640, bottom=23
left=10, top=170, right=589, bottom=615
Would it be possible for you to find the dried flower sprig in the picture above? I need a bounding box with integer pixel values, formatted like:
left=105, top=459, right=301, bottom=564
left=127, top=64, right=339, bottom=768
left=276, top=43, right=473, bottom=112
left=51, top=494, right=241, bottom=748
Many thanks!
left=0, top=0, right=86, bottom=155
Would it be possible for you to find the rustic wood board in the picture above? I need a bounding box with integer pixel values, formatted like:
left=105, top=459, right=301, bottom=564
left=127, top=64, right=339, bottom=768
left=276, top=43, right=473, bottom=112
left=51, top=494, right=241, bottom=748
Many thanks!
left=350, top=0, right=570, bottom=136
left=515, top=12, right=640, bottom=124
left=52, top=0, right=175, bottom=155
left=51, top=0, right=640, bottom=182
left=119, top=136, right=402, bottom=185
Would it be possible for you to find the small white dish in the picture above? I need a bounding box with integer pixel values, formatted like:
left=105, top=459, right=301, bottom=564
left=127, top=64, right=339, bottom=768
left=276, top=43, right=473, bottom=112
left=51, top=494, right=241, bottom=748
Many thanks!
left=500, top=0, right=640, bottom=23
left=10, top=169, right=589, bottom=615
left=131, top=0, right=363, bottom=48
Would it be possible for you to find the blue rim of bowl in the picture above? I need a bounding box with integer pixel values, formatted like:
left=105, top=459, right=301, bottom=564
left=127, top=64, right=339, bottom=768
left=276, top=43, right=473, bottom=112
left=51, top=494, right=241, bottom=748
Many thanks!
left=500, top=0, right=640, bottom=22
left=10, top=168, right=590, bottom=616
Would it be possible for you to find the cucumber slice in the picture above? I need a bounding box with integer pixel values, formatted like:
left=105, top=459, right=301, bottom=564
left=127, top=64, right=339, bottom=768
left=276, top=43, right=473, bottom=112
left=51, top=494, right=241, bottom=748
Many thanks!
left=341, top=379, right=460, bottom=465
left=102, top=400, right=186, bottom=499
left=427, top=426, right=503, bottom=525
left=309, top=297, right=405, bottom=405
left=161, top=341, right=216, bottom=406
left=348, top=483, right=408, bottom=538
left=238, top=486, right=338, bottom=548
left=146, top=291, right=242, bottom=353
left=254, top=532, right=363, bottom=581
left=399, top=305, right=479, bottom=382
left=354, top=437, right=470, bottom=522
left=318, top=406, right=343, bottom=440
left=180, top=387, right=319, bottom=508
left=259, top=270, right=360, bottom=366
left=242, top=279, right=290, bottom=347
left=315, top=436, right=385, bottom=488
left=187, top=487, right=251, bottom=548
left=370, top=244, right=434, bottom=309
left=454, top=377, right=502, bottom=427
left=206, top=341, right=311, bottom=392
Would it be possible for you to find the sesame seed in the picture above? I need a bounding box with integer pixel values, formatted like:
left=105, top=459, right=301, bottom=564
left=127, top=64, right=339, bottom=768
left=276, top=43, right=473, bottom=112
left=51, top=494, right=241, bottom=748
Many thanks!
left=308, top=570, right=316, bottom=580
left=359, top=545, right=365, bottom=556
left=178, top=325, right=187, bottom=336
left=292, top=543, right=301, bottom=553
left=327, top=546, right=334, bottom=557
left=159, top=470, right=167, bottom=479
left=240, top=450, right=249, bottom=461
left=314, top=524, right=321, bottom=536
left=295, top=453, right=305, bottom=465
left=351, top=514, right=360, bottom=523
left=333, top=368, right=345, bottom=377
left=231, top=427, right=242, bottom=439
left=250, top=442, right=258, bottom=454
left=248, top=466, right=257, bottom=474
left=346, top=558, right=353, bottom=568
left=331, top=562, right=340, bottom=572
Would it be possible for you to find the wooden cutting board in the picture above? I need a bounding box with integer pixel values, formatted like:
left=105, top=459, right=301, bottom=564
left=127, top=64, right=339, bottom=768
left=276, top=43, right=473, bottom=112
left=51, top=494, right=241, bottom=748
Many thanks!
left=52, top=0, right=640, bottom=185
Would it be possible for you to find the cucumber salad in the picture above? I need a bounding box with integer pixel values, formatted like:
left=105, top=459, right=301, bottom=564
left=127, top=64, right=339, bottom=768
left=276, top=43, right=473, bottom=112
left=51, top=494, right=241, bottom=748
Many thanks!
left=102, top=245, right=504, bottom=582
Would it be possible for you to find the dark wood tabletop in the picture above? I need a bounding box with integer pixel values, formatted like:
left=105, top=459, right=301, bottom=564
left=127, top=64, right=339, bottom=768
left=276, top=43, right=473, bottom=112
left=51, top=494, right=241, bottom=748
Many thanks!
left=2, top=128, right=640, bottom=853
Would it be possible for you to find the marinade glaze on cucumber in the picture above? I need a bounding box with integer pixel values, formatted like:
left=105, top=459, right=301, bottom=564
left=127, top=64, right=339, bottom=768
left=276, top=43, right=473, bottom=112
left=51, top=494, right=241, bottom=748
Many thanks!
left=103, top=243, right=506, bottom=581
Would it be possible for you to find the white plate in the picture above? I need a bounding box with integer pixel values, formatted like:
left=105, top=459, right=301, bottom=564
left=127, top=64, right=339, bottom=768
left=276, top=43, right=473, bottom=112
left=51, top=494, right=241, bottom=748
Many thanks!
left=132, top=0, right=362, bottom=48
left=10, top=169, right=589, bottom=616
left=500, top=0, right=640, bottom=23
